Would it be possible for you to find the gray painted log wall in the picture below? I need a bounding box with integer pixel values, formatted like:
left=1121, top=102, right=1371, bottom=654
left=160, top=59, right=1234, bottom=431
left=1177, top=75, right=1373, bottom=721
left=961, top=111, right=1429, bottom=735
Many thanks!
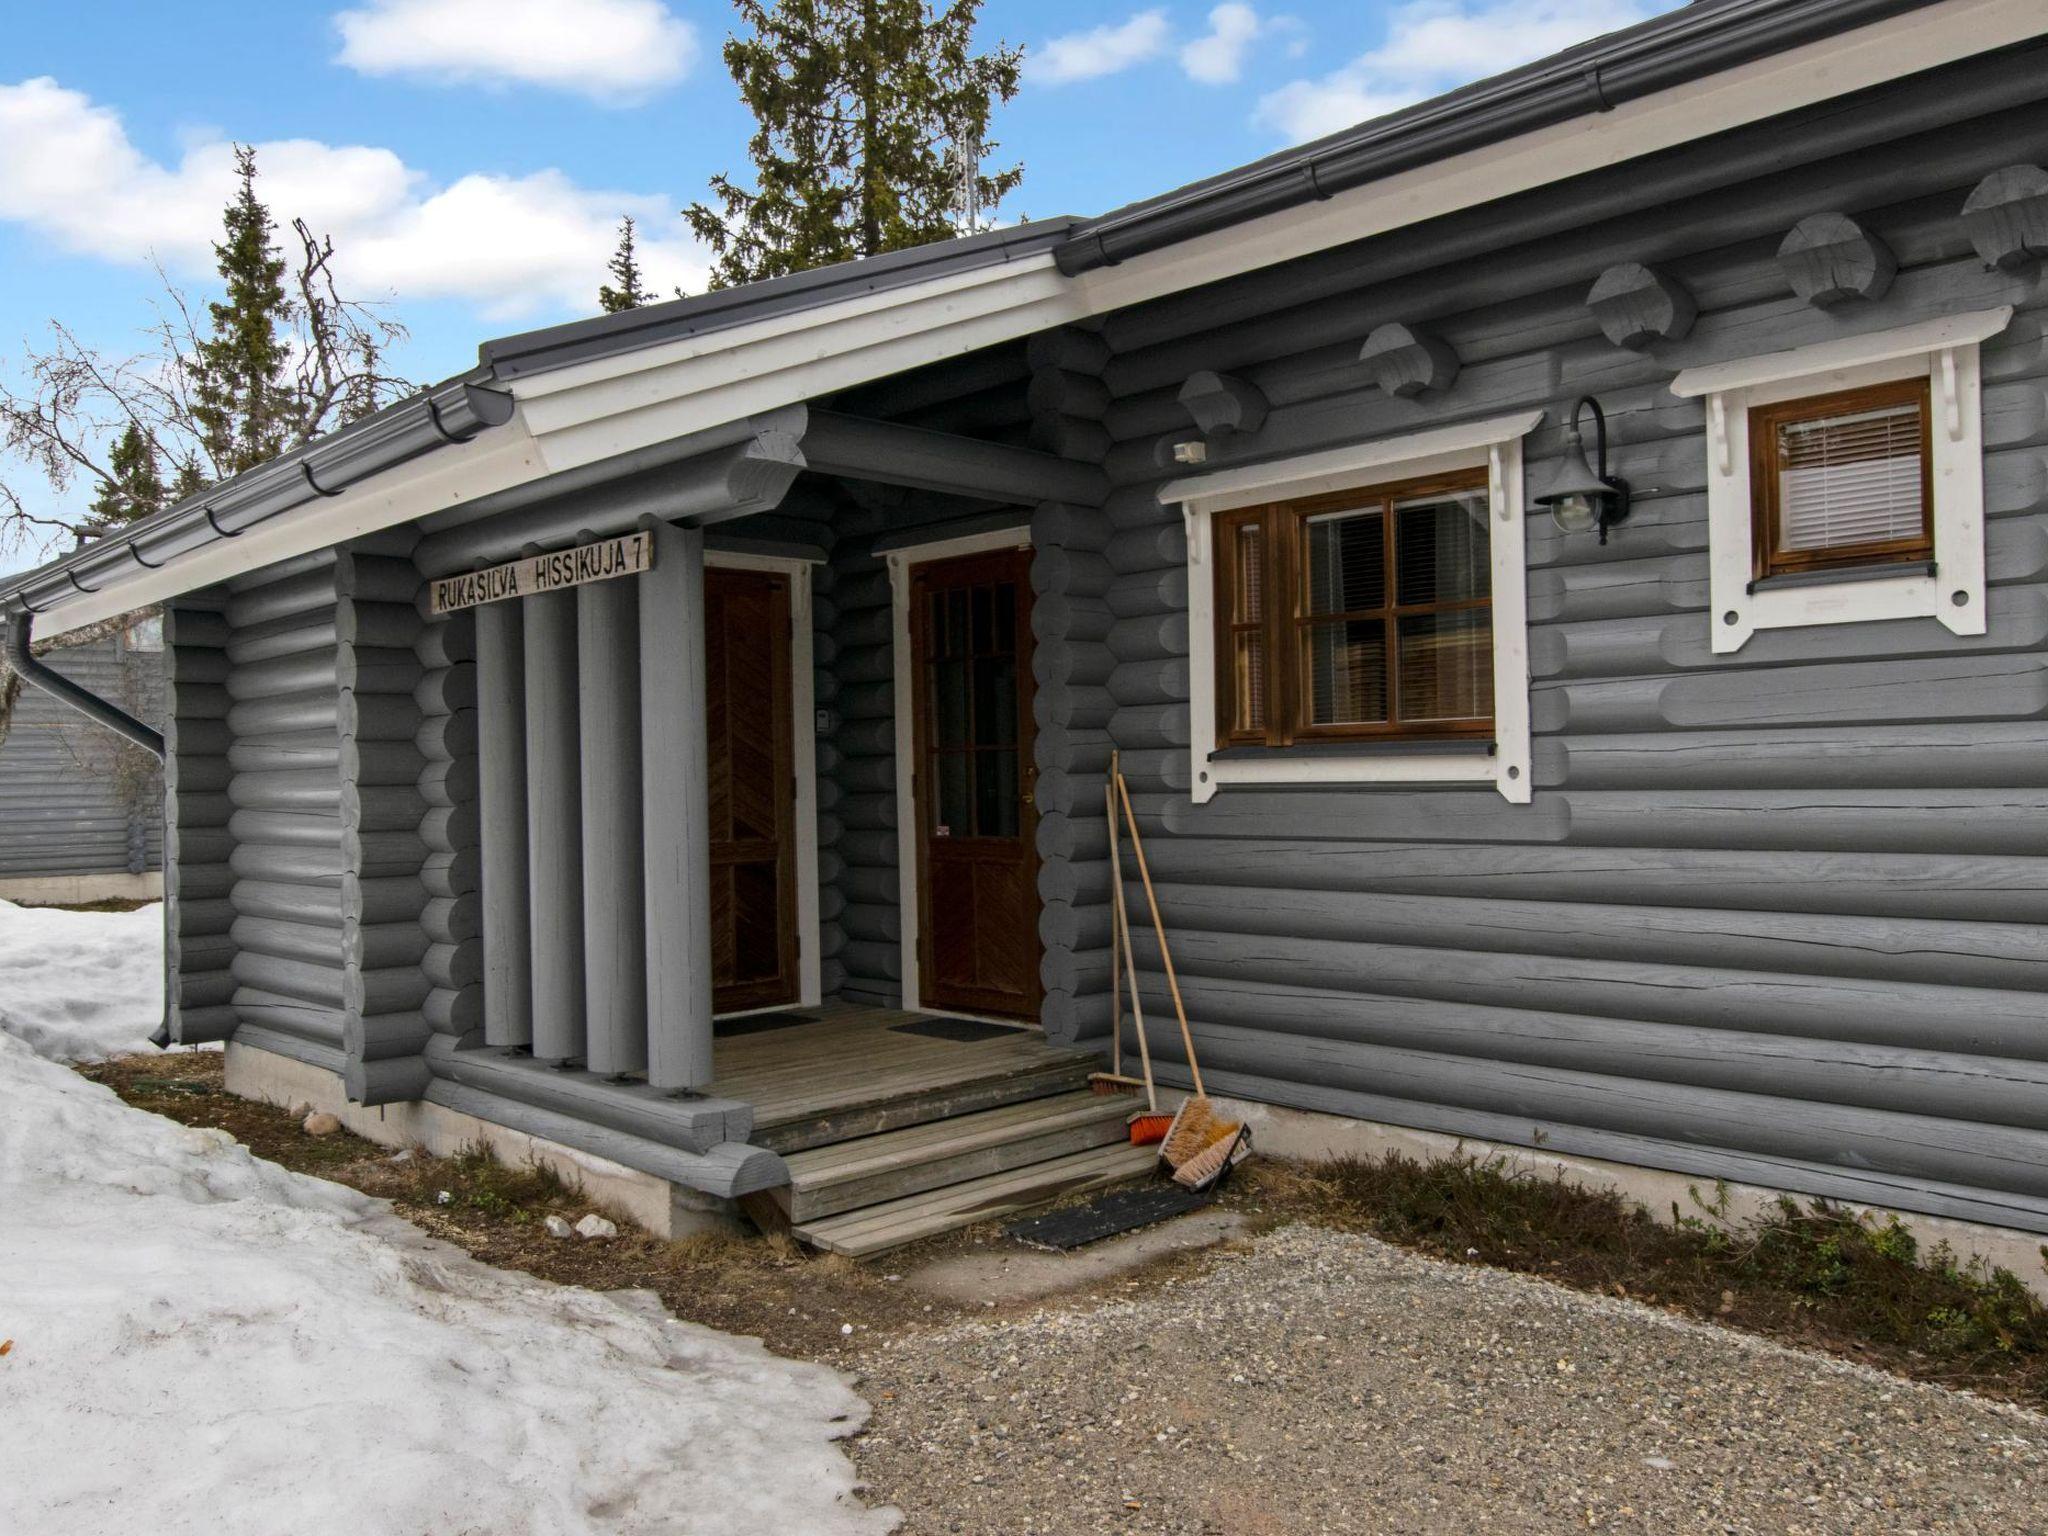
left=212, top=552, right=350, bottom=1069
left=415, top=564, right=483, bottom=1065
left=1072, top=54, right=2048, bottom=1233
left=1026, top=329, right=1118, bottom=1041
left=164, top=599, right=234, bottom=1043
left=824, top=495, right=900, bottom=1004
left=0, top=621, right=164, bottom=881
left=154, top=49, right=2048, bottom=1233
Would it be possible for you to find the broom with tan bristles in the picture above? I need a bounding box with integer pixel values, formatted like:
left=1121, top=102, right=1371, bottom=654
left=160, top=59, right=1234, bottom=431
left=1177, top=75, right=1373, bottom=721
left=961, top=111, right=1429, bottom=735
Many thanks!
left=1112, top=765, right=1241, bottom=1173
left=1089, top=768, right=1151, bottom=1101
left=1100, top=758, right=1173, bottom=1145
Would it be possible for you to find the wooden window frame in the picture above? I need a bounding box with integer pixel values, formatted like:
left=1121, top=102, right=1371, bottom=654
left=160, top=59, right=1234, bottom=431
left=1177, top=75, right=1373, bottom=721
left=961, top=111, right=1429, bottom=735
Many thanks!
left=1748, top=376, right=1933, bottom=581
left=1214, top=468, right=1495, bottom=749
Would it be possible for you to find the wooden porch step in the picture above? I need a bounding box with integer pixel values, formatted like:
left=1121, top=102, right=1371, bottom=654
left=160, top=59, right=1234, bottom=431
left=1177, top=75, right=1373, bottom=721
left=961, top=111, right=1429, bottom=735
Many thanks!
left=792, top=1141, right=1160, bottom=1258
left=750, top=1056, right=1098, bottom=1153
left=782, top=1091, right=1133, bottom=1222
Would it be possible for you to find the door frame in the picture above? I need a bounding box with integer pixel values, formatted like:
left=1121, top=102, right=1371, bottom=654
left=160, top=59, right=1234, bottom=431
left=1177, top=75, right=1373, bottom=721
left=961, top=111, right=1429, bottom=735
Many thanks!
left=706, top=548, right=822, bottom=1013
left=886, top=524, right=1037, bottom=1020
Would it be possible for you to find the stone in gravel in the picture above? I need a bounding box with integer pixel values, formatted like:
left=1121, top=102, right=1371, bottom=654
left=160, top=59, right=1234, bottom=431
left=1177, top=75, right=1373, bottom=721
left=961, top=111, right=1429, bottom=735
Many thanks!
left=301, top=1111, right=341, bottom=1136
left=574, top=1214, right=618, bottom=1239
left=543, top=1215, right=574, bottom=1239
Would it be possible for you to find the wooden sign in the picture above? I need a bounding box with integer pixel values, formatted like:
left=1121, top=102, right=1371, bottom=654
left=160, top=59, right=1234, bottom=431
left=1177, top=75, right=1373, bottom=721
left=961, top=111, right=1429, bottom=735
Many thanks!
left=430, top=531, right=654, bottom=613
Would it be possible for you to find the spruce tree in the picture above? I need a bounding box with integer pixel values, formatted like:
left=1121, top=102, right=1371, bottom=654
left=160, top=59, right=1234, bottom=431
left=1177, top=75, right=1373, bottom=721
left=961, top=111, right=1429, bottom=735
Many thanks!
left=184, top=146, right=293, bottom=480
left=86, top=423, right=167, bottom=529
left=3, top=145, right=405, bottom=561
left=598, top=216, right=656, bottom=312
left=686, top=0, right=1022, bottom=288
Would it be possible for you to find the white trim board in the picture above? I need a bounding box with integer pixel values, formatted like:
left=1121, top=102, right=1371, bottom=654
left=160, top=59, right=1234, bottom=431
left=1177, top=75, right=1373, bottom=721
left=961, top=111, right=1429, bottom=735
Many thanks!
left=1158, top=411, right=1545, bottom=512
left=1677, top=311, right=2007, bottom=654
left=706, top=549, right=823, bottom=1011
left=884, top=525, right=1036, bottom=1016
left=1171, top=418, right=1537, bottom=805
left=1668, top=307, right=2015, bottom=397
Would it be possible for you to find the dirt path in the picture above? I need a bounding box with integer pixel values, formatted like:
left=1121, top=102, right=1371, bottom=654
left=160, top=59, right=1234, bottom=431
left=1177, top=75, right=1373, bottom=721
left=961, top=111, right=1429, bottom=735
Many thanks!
left=853, top=1226, right=2047, bottom=1535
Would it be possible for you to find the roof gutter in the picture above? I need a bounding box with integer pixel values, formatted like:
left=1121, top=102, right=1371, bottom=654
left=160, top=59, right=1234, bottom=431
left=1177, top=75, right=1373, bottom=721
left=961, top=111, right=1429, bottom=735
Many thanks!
left=1055, top=0, right=1934, bottom=274
left=2, top=607, right=164, bottom=760
left=0, top=376, right=515, bottom=620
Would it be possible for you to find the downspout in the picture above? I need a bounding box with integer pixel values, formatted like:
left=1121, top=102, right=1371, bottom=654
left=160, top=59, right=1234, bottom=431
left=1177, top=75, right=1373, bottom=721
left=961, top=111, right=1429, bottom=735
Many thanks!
left=3, top=605, right=173, bottom=1047
left=3, top=606, right=165, bottom=758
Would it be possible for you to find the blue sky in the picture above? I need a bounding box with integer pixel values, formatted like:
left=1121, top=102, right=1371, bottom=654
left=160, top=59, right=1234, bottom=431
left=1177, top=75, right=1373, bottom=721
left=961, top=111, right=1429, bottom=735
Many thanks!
left=0, top=0, right=1673, bottom=569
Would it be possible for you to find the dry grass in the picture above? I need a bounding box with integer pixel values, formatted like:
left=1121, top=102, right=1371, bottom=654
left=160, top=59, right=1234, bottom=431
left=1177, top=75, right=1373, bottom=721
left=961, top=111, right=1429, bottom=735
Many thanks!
left=79, top=1051, right=970, bottom=1357
left=79, top=1051, right=2048, bottom=1407
left=1245, top=1150, right=2048, bottom=1409
left=16, top=896, right=158, bottom=913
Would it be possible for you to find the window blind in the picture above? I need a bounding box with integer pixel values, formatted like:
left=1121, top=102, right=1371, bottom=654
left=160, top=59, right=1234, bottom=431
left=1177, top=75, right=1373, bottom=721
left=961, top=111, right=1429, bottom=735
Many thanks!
left=1775, top=400, right=1925, bottom=552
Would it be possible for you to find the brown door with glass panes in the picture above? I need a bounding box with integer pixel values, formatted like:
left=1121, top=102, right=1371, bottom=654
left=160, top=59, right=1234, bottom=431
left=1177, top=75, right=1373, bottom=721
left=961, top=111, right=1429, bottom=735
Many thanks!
left=705, top=566, right=798, bottom=1014
left=909, top=547, right=1042, bottom=1021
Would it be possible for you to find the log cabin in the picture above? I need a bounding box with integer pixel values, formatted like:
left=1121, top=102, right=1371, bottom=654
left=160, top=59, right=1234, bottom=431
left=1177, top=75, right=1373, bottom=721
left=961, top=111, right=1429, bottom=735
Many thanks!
left=8, top=0, right=2048, bottom=1257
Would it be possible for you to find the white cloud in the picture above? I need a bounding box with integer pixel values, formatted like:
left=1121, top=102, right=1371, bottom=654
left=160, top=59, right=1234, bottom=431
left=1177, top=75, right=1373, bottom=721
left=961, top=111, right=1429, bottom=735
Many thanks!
left=0, top=77, right=706, bottom=321
left=1180, top=4, right=1265, bottom=85
left=1031, top=10, right=1173, bottom=86
left=1256, top=0, right=1659, bottom=143
left=333, top=0, right=696, bottom=103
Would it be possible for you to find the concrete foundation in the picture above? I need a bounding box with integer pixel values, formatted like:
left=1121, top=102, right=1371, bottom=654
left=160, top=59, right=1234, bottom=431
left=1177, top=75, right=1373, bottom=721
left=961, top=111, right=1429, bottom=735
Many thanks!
left=1193, top=1089, right=2048, bottom=1302
left=222, top=1039, right=2048, bottom=1293
left=1, top=871, right=163, bottom=905
left=224, top=1043, right=741, bottom=1240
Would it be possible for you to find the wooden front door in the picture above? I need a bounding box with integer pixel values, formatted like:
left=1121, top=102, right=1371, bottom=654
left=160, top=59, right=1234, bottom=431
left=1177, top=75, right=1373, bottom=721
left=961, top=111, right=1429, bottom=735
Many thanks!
left=909, top=547, right=1042, bottom=1021
left=706, top=566, right=798, bottom=1014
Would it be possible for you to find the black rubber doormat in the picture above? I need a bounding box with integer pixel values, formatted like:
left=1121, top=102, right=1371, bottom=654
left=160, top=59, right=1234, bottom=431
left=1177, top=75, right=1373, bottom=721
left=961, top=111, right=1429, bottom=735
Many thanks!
left=714, top=1011, right=818, bottom=1037
left=1004, top=1184, right=1214, bottom=1250
left=888, top=1016, right=1028, bottom=1042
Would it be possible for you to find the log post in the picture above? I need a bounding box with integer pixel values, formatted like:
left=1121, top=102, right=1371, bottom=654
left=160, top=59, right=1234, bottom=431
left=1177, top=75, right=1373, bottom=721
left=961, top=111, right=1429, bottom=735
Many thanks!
left=523, top=579, right=585, bottom=1062
left=476, top=596, right=532, bottom=1047
left=639, top=517, right=715, bottom=1090
left=579, top=556, right=648, bottom=1077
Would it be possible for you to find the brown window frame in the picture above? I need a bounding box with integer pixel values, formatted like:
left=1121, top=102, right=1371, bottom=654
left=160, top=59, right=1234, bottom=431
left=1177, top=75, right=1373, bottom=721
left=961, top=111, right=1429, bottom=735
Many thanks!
left=1749, top=376, right=1934, bottom=581
left=1214, top=468, right=1495, bottom=749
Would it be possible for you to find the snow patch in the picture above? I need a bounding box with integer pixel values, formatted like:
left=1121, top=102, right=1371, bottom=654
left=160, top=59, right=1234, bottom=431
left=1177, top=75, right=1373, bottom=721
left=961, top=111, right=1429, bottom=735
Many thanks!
left=0, top=904, right=898, bottom=1533
left=0, top=898, right=165, bottom=1061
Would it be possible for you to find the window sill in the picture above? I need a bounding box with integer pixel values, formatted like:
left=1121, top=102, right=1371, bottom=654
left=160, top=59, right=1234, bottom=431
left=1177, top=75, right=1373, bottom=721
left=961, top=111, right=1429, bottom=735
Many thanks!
left=1193, top=741, right=1517, bottom=804
left=1210, top=738, right=1496, bottom=762
left=1747, top=560, right=1935, bottom=595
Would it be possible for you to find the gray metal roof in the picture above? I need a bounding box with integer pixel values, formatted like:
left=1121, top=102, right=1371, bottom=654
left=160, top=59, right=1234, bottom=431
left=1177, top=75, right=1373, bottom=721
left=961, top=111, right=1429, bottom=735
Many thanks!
left=1054, top=0, right=1937, bottom=273
left=0, top=372, right=513, bottom=615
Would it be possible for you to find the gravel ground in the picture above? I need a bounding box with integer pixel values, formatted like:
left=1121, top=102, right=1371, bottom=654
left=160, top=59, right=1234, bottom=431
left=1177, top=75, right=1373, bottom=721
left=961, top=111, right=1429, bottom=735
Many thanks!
left=852, top=1225, right=2048, bottom=1535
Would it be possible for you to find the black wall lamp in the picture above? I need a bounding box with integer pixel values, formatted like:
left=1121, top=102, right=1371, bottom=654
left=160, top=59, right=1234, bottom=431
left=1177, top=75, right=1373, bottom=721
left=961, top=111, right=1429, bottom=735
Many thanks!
left=1535, top=396, right=1631, bottom=543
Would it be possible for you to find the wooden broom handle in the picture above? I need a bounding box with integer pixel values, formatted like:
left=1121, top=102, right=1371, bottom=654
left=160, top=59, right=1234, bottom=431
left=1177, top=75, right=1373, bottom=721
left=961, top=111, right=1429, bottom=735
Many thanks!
left=1115, top=768, right=1204, bottom=1099
left=1104, top=776, right=1123, bottom=1080
left=1109, top=758, right=1157, bottom=1111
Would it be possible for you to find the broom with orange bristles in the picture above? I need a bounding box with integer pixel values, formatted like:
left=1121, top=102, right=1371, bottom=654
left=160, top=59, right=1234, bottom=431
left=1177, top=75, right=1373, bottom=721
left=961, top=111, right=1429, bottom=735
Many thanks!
left=1112, top=764, right=1244, bottom=1179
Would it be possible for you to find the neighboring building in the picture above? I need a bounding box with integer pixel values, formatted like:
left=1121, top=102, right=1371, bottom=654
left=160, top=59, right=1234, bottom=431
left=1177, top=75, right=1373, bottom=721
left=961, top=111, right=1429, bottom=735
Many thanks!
left=0, top=612, right=163, bottom=903
left=6, top=0, right=2048, bottom=1254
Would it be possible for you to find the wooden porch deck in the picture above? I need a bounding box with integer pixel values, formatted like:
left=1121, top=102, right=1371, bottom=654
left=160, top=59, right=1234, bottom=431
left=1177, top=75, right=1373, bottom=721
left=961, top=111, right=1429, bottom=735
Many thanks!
left=712, top=1002, right=1154, bottom=1255
left=713, top=1001, right=1099, bottom=1151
